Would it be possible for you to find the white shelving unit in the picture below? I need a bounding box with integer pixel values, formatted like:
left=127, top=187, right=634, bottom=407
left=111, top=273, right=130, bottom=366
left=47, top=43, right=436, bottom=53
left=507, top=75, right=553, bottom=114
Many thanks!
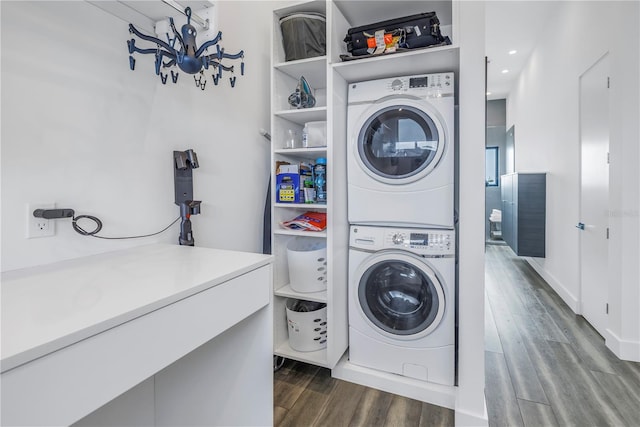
left=270, top=0, right=348, bottom=370
left=271, top=0, right=460, bottom=374
left=271, top=2, right=488, bottom=422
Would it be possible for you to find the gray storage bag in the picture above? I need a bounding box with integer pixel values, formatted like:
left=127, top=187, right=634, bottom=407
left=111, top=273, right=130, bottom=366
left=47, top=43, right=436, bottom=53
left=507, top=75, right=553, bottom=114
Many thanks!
left=279, top=13, right=326, bottom=61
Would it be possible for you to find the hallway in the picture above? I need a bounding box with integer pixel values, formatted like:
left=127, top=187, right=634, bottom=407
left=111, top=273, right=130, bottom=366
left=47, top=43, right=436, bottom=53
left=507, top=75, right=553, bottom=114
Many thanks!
left=274, top=244, right=640, bottom=426
left=485, top=244, right=640, bottom=426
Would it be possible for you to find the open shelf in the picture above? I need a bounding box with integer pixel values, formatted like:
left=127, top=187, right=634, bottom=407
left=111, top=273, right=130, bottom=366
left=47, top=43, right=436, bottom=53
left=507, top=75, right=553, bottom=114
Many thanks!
left=274, top=341, right=329, bottom=368
left=274, top=202, right=327, bottom=209
left=274, top=229, right=327, bottom=238
left=332, top=45, right=460, bottom=83
left=274, top=56, right=327, bottom=85
left=274, top=283, right=328, bottom=303
left=274, top=147, right=327, bottom=156
left=274, top=106, right=327, bottom=125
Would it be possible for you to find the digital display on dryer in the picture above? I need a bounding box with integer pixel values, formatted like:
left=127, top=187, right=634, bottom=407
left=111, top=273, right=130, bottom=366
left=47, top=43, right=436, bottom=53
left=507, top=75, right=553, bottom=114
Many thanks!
left=409, top=77, right=428, bottom=88
left=410, top=233, right=429, bottom=246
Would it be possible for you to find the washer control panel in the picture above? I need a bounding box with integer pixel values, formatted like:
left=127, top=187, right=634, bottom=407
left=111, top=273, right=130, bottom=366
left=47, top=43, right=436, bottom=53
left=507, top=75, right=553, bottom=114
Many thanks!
left=351, top=225, right=455, bottom=256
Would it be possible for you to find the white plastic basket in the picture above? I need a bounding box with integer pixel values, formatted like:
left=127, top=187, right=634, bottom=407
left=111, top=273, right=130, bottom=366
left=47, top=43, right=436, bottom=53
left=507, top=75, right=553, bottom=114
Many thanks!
left=287, top=237, right=327, bottom=293
left=286, top=299, right=327, bottom=352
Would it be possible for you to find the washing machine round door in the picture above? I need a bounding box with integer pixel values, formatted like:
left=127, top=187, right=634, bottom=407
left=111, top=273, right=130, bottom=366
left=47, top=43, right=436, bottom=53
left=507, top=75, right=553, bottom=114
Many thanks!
left=357, top=252, right=445, bottom=339
left=356, top=100, right=446, bottom=185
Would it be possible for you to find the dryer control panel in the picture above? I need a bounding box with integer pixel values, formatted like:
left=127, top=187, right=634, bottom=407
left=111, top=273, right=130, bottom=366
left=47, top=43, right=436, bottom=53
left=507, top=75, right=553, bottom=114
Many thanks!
left=350, top=225, right=455, bottom=256
left=386, top=73, right=453, bottom=94
left=348, top=72, right=455, bottom=104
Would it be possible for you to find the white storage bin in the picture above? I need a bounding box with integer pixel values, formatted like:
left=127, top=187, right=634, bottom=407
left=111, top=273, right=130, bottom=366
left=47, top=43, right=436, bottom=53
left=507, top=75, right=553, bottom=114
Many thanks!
left=287, top=237, right=327, bottom=293
left=286, top=299, right=327, bottom=352
left=303, top=121, right=327, bottom=148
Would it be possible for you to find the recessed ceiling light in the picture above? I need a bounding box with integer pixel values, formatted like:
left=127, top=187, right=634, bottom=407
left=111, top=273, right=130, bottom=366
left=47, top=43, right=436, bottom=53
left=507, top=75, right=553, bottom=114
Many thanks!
left=508, top=50, right=517, bottom=55
left=486, top=91, right=492, bottom=96
left=501, top=69, right=509, bottom=74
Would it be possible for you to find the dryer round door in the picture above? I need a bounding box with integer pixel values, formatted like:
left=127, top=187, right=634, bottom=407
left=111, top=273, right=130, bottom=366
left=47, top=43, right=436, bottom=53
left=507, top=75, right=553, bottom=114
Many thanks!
left=354, top=98, right=447, bottom=185
left=356, top=251, right=446, bottom=340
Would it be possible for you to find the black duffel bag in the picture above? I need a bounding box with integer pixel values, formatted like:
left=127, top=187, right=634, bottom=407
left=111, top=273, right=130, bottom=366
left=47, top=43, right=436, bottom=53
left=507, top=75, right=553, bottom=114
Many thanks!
left=343, top=12, right=450, bottom=57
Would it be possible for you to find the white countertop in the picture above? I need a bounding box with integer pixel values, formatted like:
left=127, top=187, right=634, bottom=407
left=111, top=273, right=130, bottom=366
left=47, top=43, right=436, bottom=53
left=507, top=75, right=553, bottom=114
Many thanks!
left=1, top=244, right=272, bottom=373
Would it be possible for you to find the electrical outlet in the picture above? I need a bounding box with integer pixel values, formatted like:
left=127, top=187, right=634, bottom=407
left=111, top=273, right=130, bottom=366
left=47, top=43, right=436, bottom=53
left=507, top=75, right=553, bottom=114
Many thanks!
left=27, top=203, right=55, bottom=238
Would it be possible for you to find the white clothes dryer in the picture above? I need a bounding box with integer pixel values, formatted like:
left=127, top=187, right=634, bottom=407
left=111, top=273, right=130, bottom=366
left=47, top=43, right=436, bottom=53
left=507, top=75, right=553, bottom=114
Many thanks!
left=347, top=73, right=455, bottom=228
left=348, top=225, right=455, bottom=386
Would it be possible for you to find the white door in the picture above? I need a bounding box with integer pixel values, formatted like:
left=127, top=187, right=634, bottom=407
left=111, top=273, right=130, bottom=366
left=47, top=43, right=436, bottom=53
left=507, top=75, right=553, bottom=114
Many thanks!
left=578, top=53, right=609, bottom=337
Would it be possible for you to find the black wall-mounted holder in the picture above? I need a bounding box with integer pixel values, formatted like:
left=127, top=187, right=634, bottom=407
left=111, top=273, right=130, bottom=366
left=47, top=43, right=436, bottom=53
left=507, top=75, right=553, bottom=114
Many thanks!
left=174, top=149, right=201, bottom=246
left=33, top=209, right=75, bottom=219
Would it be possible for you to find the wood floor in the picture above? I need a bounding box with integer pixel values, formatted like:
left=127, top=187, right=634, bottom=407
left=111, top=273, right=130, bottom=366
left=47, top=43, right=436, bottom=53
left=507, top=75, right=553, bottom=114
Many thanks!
left=274, top=360, right=454, bottom=427
left=274, top=244, right=640, bottom=427
left=485, top=244, right=640, bottom=426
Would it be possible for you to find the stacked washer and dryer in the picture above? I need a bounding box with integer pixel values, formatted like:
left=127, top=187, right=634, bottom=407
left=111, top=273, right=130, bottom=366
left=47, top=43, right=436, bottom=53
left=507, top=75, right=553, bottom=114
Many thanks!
left=346, top=73, right=456, bottom=386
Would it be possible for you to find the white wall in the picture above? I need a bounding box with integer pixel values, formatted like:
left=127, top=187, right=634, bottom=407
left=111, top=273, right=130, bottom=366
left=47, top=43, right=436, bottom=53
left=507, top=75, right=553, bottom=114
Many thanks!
left=456, top=1, right=488, bottom=424
left=506, top=1, right=640, bottom=360
left=1, top=1, right=274, bottom=272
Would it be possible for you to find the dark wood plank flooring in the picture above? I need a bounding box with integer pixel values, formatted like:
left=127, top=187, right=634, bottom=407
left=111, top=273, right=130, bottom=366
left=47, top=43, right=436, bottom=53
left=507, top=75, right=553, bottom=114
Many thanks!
left=275, top=244, right=640, bottom=426
left=484, top=244, right=640, bottom=427
left=274, top=359, right=454, bottom=427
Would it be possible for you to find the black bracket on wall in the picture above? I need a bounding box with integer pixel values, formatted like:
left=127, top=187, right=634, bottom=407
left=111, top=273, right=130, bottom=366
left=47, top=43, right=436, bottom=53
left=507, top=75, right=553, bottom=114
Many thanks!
left=174, top=149, right=201, bottom=246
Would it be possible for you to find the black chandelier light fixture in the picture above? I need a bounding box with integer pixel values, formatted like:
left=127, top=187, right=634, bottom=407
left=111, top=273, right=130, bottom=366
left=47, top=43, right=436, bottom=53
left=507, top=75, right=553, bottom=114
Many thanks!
left=127, top=6, right=244, bottom=90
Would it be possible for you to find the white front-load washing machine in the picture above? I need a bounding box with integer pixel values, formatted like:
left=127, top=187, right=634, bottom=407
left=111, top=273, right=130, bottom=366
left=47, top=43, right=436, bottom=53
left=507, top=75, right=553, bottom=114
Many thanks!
left=347, top=73, right=455, bottom=228
left=348, top=225, right=455, bottom=386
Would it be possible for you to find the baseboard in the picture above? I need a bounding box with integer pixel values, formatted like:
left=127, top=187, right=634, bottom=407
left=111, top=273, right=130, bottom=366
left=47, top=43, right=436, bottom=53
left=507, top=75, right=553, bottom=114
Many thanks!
left=605, top=328, right=640, bottom=362
left=454, top=401, right=488, bottom=427
left=332, top=353, right=456, bottom=410
left=524, top=257, right=580, bottom=313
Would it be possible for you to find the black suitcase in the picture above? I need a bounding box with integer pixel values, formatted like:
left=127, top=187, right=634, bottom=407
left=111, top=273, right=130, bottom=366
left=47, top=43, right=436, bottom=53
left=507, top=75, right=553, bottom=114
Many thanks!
left=343, top=12, right=450, bottom=57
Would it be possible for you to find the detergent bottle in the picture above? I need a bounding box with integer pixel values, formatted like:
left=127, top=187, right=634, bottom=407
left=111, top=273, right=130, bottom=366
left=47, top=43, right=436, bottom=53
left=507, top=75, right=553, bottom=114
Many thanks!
left=314, top=157, right=327, bottom=204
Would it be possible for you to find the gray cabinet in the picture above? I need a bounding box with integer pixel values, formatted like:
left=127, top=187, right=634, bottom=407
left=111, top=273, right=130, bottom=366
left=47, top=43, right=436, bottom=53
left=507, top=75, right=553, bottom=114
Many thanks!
left=501, top=173, right=546, bottom=257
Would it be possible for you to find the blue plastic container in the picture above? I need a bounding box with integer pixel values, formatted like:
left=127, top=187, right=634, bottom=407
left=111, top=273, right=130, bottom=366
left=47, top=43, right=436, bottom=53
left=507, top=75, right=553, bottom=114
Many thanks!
left=314, top=157, right=327, bottom=204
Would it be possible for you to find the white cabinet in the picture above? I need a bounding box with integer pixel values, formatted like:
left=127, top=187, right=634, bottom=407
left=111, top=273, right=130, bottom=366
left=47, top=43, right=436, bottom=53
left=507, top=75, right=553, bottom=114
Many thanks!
left=271, top=0, right=460, bottom=370
left=1, top=244, right=273, bottom=426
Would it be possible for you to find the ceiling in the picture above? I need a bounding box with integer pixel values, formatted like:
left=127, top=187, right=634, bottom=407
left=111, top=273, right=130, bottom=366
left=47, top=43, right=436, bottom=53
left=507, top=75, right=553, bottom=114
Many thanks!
left=485, top=1, right=557, bottom=100
left=89, top=0, right=555, bottom=101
